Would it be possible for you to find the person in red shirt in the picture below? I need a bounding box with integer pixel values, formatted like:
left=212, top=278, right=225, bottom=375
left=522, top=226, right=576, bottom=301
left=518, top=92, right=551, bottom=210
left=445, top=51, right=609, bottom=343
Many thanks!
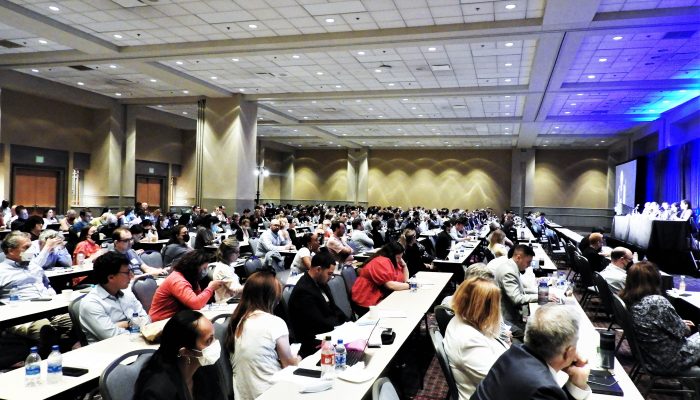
left=73, top=225, right=104, bottom=265
left=351, top=241, right=410, bottom=315
left=149, top=250, right=225, bottom=322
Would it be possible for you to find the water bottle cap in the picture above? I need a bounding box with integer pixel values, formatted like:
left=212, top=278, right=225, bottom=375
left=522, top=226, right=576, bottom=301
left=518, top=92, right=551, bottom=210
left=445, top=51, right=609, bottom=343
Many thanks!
left=337, top=339, right=343, bottom=344
left=325, top=335, right=331, bottom=340
left=132, top=312, right=139, bottom=316
left=30, top=346, right=38, bottom=352
left=52, top=345, right=59, bottom=350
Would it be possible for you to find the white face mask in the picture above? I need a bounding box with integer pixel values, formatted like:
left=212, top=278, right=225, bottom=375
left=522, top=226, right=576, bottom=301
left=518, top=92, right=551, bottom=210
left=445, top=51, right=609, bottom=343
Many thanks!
left=193, top=339, right=221, bottom=366
left=20, top=251, right=34, bottom=262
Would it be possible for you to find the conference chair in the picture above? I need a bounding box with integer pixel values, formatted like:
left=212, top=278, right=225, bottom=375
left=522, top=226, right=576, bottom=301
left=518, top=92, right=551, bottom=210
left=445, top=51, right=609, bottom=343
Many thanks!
left=564, top=243, right=580, bottom=283
left=430, top=329, right=459, bottom=400
left=611, top=294, right=700, bottom=398
left=242, top=257, right=263, bottom=279
left=328, top=275, right=354, bottom=321
left=0, top=252, right=4, bottom=263
left=592, top=272, right=617, bottom=329
left=132, top=276, right=158, bottom=312
left=276, top=268, right=291, bottom=285
left=213, top=321, right=234, bottom=400
left=573, top=254, right=598, bottom=309
left=99, top=349, right=155, bottom=400
left=139, top=250, right=163, bottom=269
left=280, top=284, right=296, bottom=340
left=372, top=377, right=400, bottom=400
left=340, top=265, right=357, bottom=297
left=67, top=294, right=88, bottom=346
left=433, top=305, right=455, bottom=337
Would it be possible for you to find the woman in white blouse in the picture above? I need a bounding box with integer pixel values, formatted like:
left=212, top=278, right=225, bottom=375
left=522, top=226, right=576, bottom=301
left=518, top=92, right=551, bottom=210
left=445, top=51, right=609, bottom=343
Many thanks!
left=443, top=277, right=509, bottom=399
left=211, top=238, right=243, bottom=303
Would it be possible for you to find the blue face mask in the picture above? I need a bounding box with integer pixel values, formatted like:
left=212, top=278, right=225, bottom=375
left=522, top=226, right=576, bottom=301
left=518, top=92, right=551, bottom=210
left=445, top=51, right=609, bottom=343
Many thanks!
left=199, top=268, right=208, bottom=280
left=212, top=225, right=220, bottom=234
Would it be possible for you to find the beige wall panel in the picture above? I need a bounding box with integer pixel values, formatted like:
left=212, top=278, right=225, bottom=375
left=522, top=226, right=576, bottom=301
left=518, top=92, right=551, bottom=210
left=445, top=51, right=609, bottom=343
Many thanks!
left=368, top=150, right=512, bottom=211
left=135, top=119, right=183, bottom=165
left=175, top=130, right=197, bottom=206
left=534, top=150, right=609, bottom=208
left=295, top=150, right=348, bottom=201
left=262, top=148, right=282, bottom=201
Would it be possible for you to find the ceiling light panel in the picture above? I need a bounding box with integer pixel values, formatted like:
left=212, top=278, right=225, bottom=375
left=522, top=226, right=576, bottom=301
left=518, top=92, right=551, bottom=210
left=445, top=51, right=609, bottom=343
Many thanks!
left=564, top=29, right=700, bottom=83
left=539, top=122, right=638, bottom=136
left=313, top=123, right=520, bottom=138
left=550, top=90, right=700, bottom=116
left=0, top=22, right=72, bottom=54
left=597, top=0, right=700, bottom=13
left=148, top=104, right=198, bottom=119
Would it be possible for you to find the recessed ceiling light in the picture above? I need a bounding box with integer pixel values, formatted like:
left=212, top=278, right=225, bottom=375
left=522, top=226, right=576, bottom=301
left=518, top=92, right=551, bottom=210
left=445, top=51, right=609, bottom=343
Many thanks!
left=109, top=64, right=117, bottom=69
left=505, top=42, right=514, bottom=47
left=564, top=111, right=571, bottom=114
left=505, top=4, right=516, bottom=9
left=663, top=100, right=670, bottom=103
left=77, top=82, right=84, bottom=86
left=505, top=105, right=510, bottom=108
left=357, top=51, right=365, bottom=56
left=475, top=144, right=480, bottom=147
left=577, top=93, right=583, bottom=96
left=231, top=58, right=239, bottom=62
left=316, top=71, right=324, bottom=75
left=31, top=69, right=39, bottom=72
left=397, top=128, right=402, bottom=131
left=182, top=90, right=189, bottom=94
left=115, top=92, right=122, bottom=96
left=329, top=141, right=333, bottom=144
left=49, top=5, right=60, bottom=11
left=504, top=78, right=512, bottom=82
left=325, top=18, right=335, bottom=23
left=38, top=39, right=48, bottom=44
left=600, top=140, right=605, bottom=143
left=411, top=107, right=417, bottom=110
left=554, top=126, right=560, bottom=129
left=587, top=75, right=596, bottom=79
left=543, top=144, right=548, bottom=147
left=157, top=105, right=162, bottom=108
left=355, top=99, right=362, bottom=103
left=150, top=79, right=157, bottom=82
left=679, top=89, right=687, bottom=93
left=378, top=115, right=384, bottom=118
left=649, top=109, right=656, bottom=113
left=182, top=112, right=188, bottom=115
left=335, top=85, right=342, bottom=88
left=368, top=107, right=373, bottom=111
left=210, top=76, right=217, bottom=80
left=505, top=95, right=511, bottom=98
left=418, top=114, right=423, bottom=117
left=113, top=34, right=122, bottom=39
left=248, top=24, right=258, bottom=29
left=505, top=113, right=510, bottom=115
left=288, top=109, right=293, bottom=112
left=375, top=69, right=383, bottom=73
left=239, top=88, right=245, bottom=92
left=598, top=58, right=608, bottom=62
left=505, top=63, right=512, bottom=67
left=416, top=141, right=421, bottom=144
left=292, top=55, right=300, bottom=59
left=505, top=127, right=510, bottom=130
left=570, top=103, right=577, bottom=106
left=388, top=83, right=395, bottom=86
left=428, top=47, right=436, bottom=52
left=303, top=116, right=309, bottom=119
left=613, top=36, right=623, bottom=40
left=362, top=141, right=366, bottom=144
left=176, top=61, right=183, bottom=65
left=293, top=129, right=298, bottom=132
left=402, top=98, right=408, bottom=102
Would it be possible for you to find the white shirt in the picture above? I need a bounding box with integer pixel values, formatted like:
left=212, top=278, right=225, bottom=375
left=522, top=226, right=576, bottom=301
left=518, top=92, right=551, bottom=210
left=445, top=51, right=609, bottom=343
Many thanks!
left=443, top=317, right=508, bottom=399
left=210, top=261, right=243, bottom=303
left=547, top=364, right=592, bottom=399
left=600, top=264, right=626, bottom=294
left=232, top=311, right=289, bottom=400
left=290, top=247, right=313, bottom=271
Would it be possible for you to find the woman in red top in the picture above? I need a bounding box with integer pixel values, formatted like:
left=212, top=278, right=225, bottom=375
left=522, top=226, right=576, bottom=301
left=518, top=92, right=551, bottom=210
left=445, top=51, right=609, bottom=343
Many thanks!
left=351, top=241, right=410, bottom=315
left=73, top=226, right=104, bottom=264
left=149, top=250, right=225, bottom=322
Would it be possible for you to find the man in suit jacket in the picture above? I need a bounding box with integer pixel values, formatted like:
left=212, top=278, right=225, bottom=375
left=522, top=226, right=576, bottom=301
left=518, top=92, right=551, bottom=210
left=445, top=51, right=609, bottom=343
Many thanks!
left=472, top=304, right=592, bottom=400
left=581, top=232, right=609, bottom=273
left=494, top=244, right=539, bottom=340
left=288, top=249, right=349, bottom=357
left=435, top=221, right=453, bottom=260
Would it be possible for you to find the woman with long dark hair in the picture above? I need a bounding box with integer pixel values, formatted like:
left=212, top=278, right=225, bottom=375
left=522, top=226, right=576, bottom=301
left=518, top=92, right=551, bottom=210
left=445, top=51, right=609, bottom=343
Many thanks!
left=149, top=250, right=224, bottom=322
left=226, top=272, right=299, bottom=400
left=163, top=224, right=193, bottom=268
left=134, top=310, right=225, bottom=400
left=351, top=241, right=410, bottom=315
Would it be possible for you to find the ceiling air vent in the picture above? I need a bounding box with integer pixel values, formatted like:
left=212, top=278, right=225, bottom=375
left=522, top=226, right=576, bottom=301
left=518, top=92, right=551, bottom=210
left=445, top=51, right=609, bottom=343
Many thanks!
left=590, top=110, right=608, bottom=114
left=431, top=64, right=452, bottom=71
left=255, top=72, right=276, bottom=78
left=662, top=31, right=696, bottom=39
left=108, top=78, right=136, bottom=86
left=0, top=40, right=23, bottom=49
left=69, top=65, right=94, bottom=71
left=322, top=107, right=337, bottom=112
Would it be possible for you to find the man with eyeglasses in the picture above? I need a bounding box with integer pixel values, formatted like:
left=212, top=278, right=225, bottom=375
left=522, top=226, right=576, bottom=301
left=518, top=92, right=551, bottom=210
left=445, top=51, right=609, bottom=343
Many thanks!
left=111, top=227, right=166, bottom=277
left=600, top=246, right=633, bottom=294
left=79, top=252, right=149, bottom=343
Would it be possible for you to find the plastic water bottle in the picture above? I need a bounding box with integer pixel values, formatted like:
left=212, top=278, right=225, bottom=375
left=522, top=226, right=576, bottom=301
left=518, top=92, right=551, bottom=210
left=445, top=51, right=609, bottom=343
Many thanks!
left=9, top=285, right=20, bottom=307
left=335, top=339, right=347, bottom=372
left=320, top=335, right=335, bottom=379
left=538, top=280, right=549, bottom=305
left=76, top=253, right=85, bottom=266
left=409, top=276, right=418, bottom=292
left=129, top=313, right=143, bottom=340
left=679, top=275, right=687, bottom=294
left=24, top=346, right=42, bottom=387
left=47, top=345, right=62, bottom=384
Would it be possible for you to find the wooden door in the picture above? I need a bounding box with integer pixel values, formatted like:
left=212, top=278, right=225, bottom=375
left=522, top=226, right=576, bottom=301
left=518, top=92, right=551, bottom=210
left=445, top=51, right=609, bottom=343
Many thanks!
left=136, top=176, right=162, bottom=208
left=14, top=168, right=59, bottom=210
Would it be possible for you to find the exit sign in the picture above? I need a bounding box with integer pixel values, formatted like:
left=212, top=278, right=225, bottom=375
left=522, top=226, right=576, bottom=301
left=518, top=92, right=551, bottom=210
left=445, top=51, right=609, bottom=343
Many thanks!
left=35, top=155, right=44, bottom=164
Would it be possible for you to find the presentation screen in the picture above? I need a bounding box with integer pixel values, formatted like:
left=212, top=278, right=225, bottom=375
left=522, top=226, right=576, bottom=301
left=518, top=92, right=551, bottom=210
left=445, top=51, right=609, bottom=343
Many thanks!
left=615, top=160, right=637, bottom=215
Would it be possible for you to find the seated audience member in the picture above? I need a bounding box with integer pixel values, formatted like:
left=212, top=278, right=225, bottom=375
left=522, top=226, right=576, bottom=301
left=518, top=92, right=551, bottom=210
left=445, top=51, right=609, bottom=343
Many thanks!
left=0, top=200, right=10, bottom=223
left=129, top=224, right=145, bottom=245
left=227, top=272, right=299, bottom=400
left=444, top=277, right=509, bottom=399
left=600, top=247, right=633, bottom=294
left=27, top=229, right=72, bottom=270
left=435, top=220, right=453, bottom=260
left=72, top=208, right=92, bottom=232
left=111, top=227, right=165, bottom=276
left=79, top=252, right=149, bottom=343
left=211, top=238, right=243, bottom=303
left=59, top=209, right=77, bottom=232
left=256, top=218, right=295, bottom=272
left=678, top=199, right=694, bottom=221
left=236, top=217, right=254, bottom=241
left=326, top=220, right=354, bottom=263
left=120, top=206, right=140, bottom=228
left=21, top=215, right=44, bottom=241
left=370, top=219, right=385, bottom=249
left=134, top=310, right=225, bottom=400
left=472, top=304, right=592, bottom=400
left=149, top=250, right=224, bottom=322
left=9, top=205, right=29, bottom=231
left=581, top=232, right=610, bottom=273
left=399, top=228, right=434, bottom=276
left=441, top=263, right=494, bottom=306
left=620, top=261, right=700, bottom=374
left=0, top=231, right=69, bottom=347
left=73, top=225, right=105, bottom=265
left=194, top=215, right=218, bottom=250
left=290, top=232, right=320, bottom=273
left=350, top=218, right=374, bottom=253
left=140, top=218, right=158, bottom=241
left=163, top=224, right=193, bottom=268
left=494, top=244, right=540, bottom=340
left=288, top=249, right=349, bottom=357
left=320, top=219, right=333, bottom=239
left=578, top=227, right=605, bottom=252
left=43, top=209, right=59, bottom=226
left=487, top=229, right=509, bottom=257
left=450, top=218, right=469, bottom=242
left=351, top=241, right=409, bottom=315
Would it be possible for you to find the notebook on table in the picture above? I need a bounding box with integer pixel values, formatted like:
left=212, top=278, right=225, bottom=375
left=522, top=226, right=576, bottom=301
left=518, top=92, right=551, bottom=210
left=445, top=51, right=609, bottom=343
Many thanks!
left=587, top=369, right=624, bottom=396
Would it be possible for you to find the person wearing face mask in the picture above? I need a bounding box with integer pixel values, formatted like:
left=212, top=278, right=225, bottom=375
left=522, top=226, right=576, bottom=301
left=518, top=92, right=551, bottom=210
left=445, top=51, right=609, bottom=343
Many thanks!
left=599, top=246, right=633, bottom=294
left=110, top=227, right=165, bottom=277
left=27, top=229, right=72, bottom=270
left=73, top=226, right=105, bottom=265
left=134, top=310, right=225, bottom=400
left=211, top=238, right=243, bottom=303
left=194, top=215, right=218, bottom=250
left=120, top=206, right=140, bottom=228
left=149, top=250, right=225, bottom=322
left=163, top=224, right=193, bottom=268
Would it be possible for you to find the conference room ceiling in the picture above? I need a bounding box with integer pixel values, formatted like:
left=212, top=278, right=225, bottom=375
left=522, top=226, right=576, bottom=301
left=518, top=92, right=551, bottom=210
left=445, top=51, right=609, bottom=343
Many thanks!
left=0, top=0, right=698, bottom=150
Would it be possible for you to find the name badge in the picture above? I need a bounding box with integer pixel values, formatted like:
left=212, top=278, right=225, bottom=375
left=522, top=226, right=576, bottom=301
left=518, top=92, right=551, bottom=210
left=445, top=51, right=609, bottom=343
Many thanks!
left=130, top=258, right=139, bottom=265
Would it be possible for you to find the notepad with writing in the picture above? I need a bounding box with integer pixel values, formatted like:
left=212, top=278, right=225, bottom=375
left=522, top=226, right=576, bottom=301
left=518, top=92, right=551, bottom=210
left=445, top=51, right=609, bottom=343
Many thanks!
left=588, top=369, right=624, bottom=396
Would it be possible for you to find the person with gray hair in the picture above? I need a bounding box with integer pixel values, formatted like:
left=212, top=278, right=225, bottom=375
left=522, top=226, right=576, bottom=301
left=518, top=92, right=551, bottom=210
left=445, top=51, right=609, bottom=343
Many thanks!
left=27, top=229, right=72, bottom=270
left=471, top=304, right=592, bottom=400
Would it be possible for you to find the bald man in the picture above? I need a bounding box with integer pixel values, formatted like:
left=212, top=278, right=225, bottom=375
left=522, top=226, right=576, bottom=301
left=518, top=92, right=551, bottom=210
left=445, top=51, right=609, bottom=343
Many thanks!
left=581, top=232, right=610, bottom=273
left=600, top=247, right=633, bottom=293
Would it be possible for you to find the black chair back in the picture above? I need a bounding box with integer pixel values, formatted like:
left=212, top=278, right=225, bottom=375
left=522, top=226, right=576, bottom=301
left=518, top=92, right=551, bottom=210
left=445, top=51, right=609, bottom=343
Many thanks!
left=68, top=294, right=88, bottom=346
left=575, top=254, right=595, bottom=288
left=340, top=265, right=357, bottom=297
left=132, top=276, right=158, bottom=312
left=328, top=275, right=354, bottom=321
left=593, top=272, right=615, bottom=318
left=99, top=349, right=155, bottom=400
left=430, top=329, right=459, bottom=400
left=434, top=305, right=455, bottom=336
left=213, top=321, right=234, bottom=400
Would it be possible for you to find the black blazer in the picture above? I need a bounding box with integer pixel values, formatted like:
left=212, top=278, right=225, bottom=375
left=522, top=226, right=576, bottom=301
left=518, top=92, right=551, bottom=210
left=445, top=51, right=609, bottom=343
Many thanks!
left=435, top=230, right=452, bottom=260
left=471, top=344, right=576, bottom=400
left=134, top=365, right=225, bottom=400
left=288, top=273, right=348, bottom=357
left=370, top=229, right=385, bottom=249
left=581, top=246, right=609, bottom=273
